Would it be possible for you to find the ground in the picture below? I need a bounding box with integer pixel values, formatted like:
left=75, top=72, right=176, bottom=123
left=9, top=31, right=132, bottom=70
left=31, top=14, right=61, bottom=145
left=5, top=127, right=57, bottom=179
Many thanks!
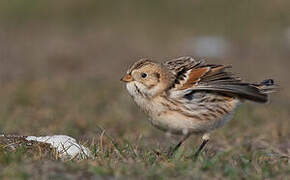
left=0, top=81, right=289, bottom=180
left=0, top=0, right=290, bottom=179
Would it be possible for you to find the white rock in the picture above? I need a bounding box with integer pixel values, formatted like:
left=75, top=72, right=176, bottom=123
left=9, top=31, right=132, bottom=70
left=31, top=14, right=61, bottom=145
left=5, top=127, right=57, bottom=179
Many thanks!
left=25, top=135, right=91, bottom=160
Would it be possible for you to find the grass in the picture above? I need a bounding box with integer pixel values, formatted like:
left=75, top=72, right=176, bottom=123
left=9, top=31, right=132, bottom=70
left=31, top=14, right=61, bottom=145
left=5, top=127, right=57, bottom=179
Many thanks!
left=0, top=59, right=289, bottom=180
left=0, top=0, right=289, bottom=179
left=0, top=80, right=289, bottom=179
left=0, top=126, right=289, bottom=179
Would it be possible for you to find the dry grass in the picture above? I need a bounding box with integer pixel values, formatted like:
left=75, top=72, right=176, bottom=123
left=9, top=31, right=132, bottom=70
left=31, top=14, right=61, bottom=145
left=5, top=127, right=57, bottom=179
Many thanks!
left=0, top=0, right=290, bottom=179
left=0, top=80, right=289, bottom=179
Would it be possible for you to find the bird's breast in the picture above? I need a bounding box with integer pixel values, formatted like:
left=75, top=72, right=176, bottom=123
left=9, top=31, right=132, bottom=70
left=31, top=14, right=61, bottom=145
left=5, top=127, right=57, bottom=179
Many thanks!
left=126, top=82, right=241, bottom=135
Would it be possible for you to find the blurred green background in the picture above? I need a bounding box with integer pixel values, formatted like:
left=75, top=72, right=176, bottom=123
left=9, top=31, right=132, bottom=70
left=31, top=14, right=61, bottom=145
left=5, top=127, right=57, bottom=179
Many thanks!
left=0, top=1, right=290, bottom=179
left=0, top=0, right=289, bottom=142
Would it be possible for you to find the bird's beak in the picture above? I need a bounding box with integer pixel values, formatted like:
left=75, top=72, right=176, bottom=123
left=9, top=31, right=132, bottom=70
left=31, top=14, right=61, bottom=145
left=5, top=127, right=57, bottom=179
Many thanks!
left=120, top=74, right=134, bottom=82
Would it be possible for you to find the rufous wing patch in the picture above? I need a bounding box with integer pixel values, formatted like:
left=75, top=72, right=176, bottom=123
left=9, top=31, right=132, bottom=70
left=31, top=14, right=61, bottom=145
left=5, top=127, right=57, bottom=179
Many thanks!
left=202, top=65, right=230, bottom=79
left=179, top=67, right=210, bottom=90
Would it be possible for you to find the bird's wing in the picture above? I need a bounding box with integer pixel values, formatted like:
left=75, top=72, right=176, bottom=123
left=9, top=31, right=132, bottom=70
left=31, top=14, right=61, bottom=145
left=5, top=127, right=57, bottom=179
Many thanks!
left=163, top=56, right=268, bottom=103
left=162, top=56, right=203, bottom=74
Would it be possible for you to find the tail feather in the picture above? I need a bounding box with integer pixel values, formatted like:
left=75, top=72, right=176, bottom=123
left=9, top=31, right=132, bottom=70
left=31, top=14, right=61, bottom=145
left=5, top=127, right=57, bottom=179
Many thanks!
left=193, top=79, right=277, bottom=103
left=254, top=79, right=277, bottom=94
left=260, top=79, right=274, bottom=86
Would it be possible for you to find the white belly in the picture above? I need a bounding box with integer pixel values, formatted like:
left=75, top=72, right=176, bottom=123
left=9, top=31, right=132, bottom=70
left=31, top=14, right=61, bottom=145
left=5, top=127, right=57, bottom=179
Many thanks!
left=148, top=98, right=240, bottom=135
left=126, top=82, right=240, bottom=135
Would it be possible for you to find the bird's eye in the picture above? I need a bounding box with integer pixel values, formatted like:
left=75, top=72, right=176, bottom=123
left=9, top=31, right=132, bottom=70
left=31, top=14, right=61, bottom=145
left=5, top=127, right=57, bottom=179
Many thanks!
left=141, top=73, right=147, bottom=78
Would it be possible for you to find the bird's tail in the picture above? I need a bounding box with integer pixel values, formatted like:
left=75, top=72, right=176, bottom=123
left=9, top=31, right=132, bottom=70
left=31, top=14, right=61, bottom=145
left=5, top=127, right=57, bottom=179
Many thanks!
left=254, top=79, right=277, bottom=94
left=239, top=79, right=276, bottom=103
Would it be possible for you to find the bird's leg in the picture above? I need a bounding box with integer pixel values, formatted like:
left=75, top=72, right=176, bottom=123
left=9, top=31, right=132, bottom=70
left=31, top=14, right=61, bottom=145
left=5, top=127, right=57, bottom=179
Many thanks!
left=167, top=134, right=190, bottom=157
left=194, top=133, right=210, bottom=158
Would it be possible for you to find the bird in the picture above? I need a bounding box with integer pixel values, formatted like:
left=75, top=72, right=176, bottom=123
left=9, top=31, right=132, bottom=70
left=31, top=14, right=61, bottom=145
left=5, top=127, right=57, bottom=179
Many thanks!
left=120, top=56, right=276, bottom=157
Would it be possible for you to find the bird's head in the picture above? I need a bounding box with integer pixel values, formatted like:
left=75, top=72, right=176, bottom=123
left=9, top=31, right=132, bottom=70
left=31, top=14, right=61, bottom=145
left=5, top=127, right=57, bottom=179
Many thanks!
left=121, top=58, right=174, bottom=97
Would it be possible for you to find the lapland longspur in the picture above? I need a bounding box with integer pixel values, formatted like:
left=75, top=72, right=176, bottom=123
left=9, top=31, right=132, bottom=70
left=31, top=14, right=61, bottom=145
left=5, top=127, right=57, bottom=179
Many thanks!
left=121, top=56, right=276, bottom=157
